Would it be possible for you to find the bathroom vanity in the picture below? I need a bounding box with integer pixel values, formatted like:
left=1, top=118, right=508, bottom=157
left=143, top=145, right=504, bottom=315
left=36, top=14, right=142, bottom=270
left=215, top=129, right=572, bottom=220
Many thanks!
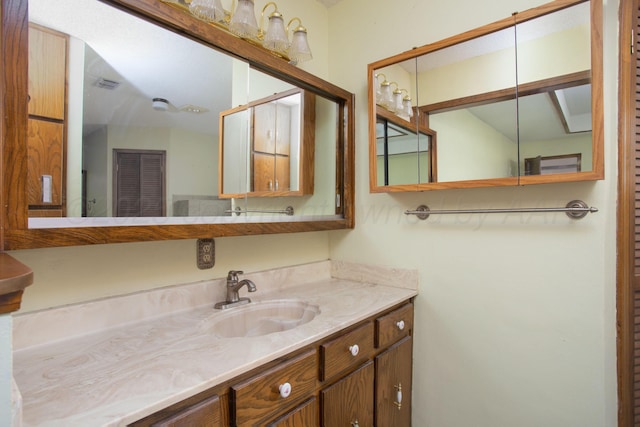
left=12, top=262, right=418, bottom=426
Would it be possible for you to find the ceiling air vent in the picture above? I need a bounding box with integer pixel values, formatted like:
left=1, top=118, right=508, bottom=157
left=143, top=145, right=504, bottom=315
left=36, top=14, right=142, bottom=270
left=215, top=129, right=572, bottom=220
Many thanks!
left=95, top=77, right=121, bottom=90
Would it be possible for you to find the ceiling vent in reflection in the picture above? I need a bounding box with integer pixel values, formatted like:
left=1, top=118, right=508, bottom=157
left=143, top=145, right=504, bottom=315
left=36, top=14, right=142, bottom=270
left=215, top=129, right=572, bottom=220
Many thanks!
left=94, top=77, right=121, bottom=90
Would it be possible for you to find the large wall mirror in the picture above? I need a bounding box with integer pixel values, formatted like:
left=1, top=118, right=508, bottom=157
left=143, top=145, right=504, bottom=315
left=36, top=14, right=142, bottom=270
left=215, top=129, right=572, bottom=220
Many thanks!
left=1, top=0, right=354, bottom=248
left=368, top=0, right=602, bottom=192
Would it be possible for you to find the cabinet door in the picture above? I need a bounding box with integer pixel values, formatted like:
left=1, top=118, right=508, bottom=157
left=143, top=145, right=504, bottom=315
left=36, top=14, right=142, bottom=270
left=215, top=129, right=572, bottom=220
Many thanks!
left=150, top=395, right=222, bottom=427
left=253, top=152, right=276, bottom=192
left=267, top=397, right=318, bottom=427
left=254, top=102, right=276, bottom=154
left=28, top=25, right=67, bottom=120
left=375, top=336, right=413, bottom=427
left=275, top=103, right=291, bottom=156
left=274, top=155, right=290, bottom=192
left=321, top=361, right=374, bottom=427
left=27, top=118, right=64, bottom=207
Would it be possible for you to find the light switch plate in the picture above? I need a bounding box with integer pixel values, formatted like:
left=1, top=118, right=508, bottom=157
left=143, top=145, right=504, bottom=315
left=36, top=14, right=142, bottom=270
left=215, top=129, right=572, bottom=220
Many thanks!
left=196, top=238, right=215, bottom=269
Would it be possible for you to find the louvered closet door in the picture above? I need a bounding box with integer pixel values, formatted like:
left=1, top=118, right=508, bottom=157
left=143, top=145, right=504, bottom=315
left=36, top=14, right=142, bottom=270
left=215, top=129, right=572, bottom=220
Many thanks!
left=114, top=150, right=166, bottom=217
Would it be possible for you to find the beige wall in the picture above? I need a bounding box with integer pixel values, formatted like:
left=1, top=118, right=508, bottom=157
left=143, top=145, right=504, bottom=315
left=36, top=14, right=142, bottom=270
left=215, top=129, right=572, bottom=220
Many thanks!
left=327, top=1, right=617, bottom=427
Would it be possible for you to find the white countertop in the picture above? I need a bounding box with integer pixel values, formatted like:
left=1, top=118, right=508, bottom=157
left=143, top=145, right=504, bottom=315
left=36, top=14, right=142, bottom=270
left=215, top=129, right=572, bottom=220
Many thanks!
left=13, top=262, right=417, bottom=426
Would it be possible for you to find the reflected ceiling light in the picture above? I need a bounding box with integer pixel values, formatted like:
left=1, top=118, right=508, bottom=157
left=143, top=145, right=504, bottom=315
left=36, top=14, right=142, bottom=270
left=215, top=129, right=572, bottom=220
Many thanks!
left=229, top=0, right=259, bottom=39
left=152, top=98, right=169, bottom=111
left=259, top=2, right=290, bottom=54
left=287, top=18, right=312, bottom=65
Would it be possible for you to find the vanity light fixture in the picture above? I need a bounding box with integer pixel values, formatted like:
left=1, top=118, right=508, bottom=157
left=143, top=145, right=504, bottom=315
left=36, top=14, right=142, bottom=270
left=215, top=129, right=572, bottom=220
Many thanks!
left=164, top=0, right=313, bottom=65
left=286, top=18, right=312, bottom=65
left=375, top=73, right=413, bottom=120
left=259, top=2, right=290, bottom=54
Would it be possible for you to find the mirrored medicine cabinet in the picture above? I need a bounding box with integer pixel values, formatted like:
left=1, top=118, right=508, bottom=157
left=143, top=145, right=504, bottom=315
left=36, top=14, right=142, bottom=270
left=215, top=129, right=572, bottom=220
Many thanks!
left=0, top=0, right=355, bottom=249
left=368, top=0, right=603, bottom=192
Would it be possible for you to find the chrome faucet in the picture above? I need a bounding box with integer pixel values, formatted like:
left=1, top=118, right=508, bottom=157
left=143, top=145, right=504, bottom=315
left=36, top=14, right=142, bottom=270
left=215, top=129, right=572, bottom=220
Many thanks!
left=214, top=270, right=257, bottom=309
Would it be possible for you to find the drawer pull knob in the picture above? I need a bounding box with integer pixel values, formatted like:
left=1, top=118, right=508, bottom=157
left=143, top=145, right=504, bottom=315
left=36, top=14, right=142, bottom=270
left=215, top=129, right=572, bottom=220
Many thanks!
left=394, top=383, right=403, bottom=410
left=396, top=320, right=405, bottom=330
left=351, top=420, right=359, bottom=427
left=349, top=344, right=360, bottom=357
left=279, top=382, right=292, bottom=398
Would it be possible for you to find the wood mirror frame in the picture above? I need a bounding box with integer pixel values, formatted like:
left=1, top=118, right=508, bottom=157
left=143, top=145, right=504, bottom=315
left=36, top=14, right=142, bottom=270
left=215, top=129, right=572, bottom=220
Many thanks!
left=0, top=0, right=355, bottom=249
left=367, top=0, right=603, bottom=193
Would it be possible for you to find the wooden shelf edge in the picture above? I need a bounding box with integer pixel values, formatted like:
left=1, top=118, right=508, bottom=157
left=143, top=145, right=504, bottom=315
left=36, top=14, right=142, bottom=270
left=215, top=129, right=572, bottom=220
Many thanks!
left=0, top=253, right=33, bottom=313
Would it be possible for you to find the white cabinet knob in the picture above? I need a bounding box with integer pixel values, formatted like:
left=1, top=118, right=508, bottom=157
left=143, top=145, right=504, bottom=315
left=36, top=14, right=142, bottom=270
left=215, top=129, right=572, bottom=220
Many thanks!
left=351, top=420, right=359, bottom=427
left=279, top=382, right=292, bottom=398
left=396, top=320, right=405, bottom=330
left=349, top=344, right=359, bottom=357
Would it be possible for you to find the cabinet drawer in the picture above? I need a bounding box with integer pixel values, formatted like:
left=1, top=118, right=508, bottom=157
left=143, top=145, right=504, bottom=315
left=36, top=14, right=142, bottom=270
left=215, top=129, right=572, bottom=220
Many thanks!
left=232, top=349, right=318, bottom=426
left=150, top=395, right=221, bottom=427
left=321, top=322, right=374, bottom=381
left=376, top=303, right=413, bottom=349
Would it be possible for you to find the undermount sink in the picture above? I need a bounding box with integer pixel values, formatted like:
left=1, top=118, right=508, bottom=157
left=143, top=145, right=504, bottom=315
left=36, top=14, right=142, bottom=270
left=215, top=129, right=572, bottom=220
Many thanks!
left=202, top=299, right=321, bottom=338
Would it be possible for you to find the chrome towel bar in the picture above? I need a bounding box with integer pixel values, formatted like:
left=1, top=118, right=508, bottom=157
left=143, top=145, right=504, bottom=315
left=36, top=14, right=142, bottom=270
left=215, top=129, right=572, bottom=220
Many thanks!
left=405, top=200, right=598, bottom=220
left=227, top=206, right=295, bottom=216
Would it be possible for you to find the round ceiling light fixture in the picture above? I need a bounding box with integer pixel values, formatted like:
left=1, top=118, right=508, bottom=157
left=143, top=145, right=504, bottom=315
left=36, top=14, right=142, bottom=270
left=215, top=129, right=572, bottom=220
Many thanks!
left=152, top=97, right=169, bottom=111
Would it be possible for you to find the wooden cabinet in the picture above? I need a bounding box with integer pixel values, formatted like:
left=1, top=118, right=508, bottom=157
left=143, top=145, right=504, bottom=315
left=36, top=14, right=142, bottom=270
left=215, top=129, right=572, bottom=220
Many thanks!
left=28, top=25, right=67, bottom=120
left=219, top=88, right=315, bottom=198
left=27, top=24, right=68, bottom=216
left=128, top=300, right=414, bottom=427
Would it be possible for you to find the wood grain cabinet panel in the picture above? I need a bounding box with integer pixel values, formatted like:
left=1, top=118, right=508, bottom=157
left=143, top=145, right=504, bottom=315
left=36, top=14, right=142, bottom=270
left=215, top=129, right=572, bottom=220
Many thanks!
left=28, top=25, right=67, bottom=120
left=27, top=118, right=64, bottom=207
left=150, top=395, right=222, bottom=427
left=267, top=397, right=318, bottom=427
left=375, top=336, right=413, bottom=427
left=321, top=322, right=374, bottom=381
left=232, top=349, right=318, bottom=426
left=321, top=361, right=374, bottom=427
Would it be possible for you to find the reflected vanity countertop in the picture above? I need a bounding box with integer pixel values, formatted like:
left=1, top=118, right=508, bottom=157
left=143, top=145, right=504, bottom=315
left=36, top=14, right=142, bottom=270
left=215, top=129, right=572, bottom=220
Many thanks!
left=12, top=262, right=418, bottom=427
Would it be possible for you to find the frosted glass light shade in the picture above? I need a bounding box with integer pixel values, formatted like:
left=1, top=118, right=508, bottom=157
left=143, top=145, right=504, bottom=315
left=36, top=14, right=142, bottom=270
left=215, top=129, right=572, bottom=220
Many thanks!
left=189, top=0, right=225, bottom=22
left=229, top=0, right=259, bottom=39
left=379, top=82, right=392, bottom=108
left=288, top=27, right=312, bottom=64
left=402, top=98, right=414, bottom=118
left=263, top=13, right=290, bottom=53
left=392, top=90, right=403, bottom=113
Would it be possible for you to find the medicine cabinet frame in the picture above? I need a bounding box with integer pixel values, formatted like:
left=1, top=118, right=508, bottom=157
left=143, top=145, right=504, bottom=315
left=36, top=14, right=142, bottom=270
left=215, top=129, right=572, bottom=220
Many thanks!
left=367, top=0, right=603, bottom=192
left=0, top=0, right=355, bottom=249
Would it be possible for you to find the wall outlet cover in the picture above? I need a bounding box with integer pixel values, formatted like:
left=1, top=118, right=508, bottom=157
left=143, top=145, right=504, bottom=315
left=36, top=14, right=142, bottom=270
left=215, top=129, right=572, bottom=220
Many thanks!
left=196, top=238, right=215, bottom=269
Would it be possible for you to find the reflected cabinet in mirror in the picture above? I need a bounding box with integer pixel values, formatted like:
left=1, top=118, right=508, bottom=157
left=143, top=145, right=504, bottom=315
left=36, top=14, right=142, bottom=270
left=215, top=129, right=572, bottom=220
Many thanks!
left=1, top=0, right=355, bottom=249
left=368, top=0, right=603, bottom=192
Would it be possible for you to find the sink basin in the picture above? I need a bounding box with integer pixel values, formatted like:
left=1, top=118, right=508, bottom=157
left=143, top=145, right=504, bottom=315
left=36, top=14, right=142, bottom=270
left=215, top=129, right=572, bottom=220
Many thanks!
left=203, top=299, right=320, bottom=338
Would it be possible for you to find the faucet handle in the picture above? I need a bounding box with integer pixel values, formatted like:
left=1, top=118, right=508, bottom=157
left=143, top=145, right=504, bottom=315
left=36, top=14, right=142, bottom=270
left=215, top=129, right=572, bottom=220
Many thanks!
left=227, top=270, right=244, bottom=280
